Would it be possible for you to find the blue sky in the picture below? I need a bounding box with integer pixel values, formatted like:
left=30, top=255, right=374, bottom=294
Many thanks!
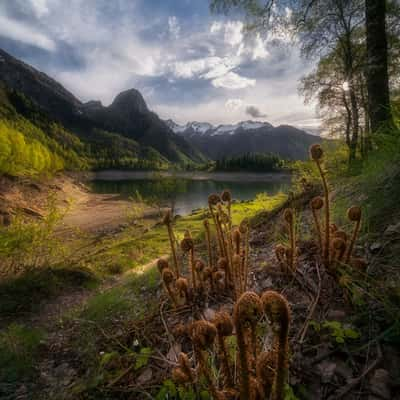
left=0, top=0, right=319, bottom=129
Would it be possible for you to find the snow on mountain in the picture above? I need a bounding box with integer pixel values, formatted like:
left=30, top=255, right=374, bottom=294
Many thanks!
left=166, top=119, right=273, bottom=136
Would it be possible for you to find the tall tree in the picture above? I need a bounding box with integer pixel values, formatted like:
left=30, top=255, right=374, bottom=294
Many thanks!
left=210, top=0, right=397, bottom=138
left=365, top=0, right=392, bottom=132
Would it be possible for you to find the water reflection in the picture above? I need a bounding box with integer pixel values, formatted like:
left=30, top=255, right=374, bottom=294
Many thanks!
left=89, top=172, right=290, bottom=215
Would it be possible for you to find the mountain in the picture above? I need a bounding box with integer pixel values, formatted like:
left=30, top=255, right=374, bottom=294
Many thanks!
left=167, top=119, right=320, bottom=160
left=0, top=48, right=204, bottom=170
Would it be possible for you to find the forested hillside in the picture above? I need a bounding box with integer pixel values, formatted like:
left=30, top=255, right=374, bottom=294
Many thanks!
left=0, top=49, right=205, bottom=176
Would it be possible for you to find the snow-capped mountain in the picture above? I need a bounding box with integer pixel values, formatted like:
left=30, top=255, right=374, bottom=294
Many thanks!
left=165, top=119, right=321, bottom=160
left=165, top=119, right=273, bottom=137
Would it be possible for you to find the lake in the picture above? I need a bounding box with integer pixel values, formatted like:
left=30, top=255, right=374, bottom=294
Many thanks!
left=88, top=171, right=291, bottom=215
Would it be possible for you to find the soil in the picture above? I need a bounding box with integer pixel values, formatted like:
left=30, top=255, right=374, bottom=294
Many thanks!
left=0, top=173, right=158, bottom=234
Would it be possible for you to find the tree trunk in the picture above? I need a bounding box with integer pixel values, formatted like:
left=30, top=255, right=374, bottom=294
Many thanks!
left=348, top=79, right=359, bottom=162
left=365, top=0, right=392, bottom=132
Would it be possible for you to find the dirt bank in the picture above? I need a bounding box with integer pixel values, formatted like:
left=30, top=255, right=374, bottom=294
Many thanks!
left=0, top=173, right=155, bottom=234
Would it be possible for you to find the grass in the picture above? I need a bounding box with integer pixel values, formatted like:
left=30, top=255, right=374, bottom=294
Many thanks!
left=0, top=266, right=96, bottom=317
left=0, top=323, right=45, bottom=397
left=84, top=191, right=288, bottom=274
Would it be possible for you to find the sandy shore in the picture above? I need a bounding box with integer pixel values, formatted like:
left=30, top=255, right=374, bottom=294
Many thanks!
left=0, top=174, right=156, bottom=234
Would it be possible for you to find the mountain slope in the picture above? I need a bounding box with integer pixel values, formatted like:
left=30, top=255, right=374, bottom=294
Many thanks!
left=0, top=48, right=204, bottom=167
left=167, top=120, right=320, bottom=160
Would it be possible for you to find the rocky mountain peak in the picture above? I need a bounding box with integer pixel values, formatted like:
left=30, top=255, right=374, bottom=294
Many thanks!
left=109, top=88, right=148, bottom=114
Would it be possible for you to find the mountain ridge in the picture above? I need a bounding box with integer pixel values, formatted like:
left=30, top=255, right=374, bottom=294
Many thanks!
left=0, top=48, right=204, bottom=167
left=166, top=118, right=321, bottom=160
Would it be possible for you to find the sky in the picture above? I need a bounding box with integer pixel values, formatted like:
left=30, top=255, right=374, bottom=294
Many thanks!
left=0, top=0, right=320, bottom=130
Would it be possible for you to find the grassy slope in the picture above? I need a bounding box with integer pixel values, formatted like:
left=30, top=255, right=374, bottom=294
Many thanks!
left=0, top=191, right=288, bottom=397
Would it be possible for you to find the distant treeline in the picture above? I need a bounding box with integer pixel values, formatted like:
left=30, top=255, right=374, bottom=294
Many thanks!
left=215, top=153, right=284, bottom=172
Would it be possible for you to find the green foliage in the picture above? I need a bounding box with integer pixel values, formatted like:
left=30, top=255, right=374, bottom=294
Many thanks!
left=80, top=288, right=131, bottom=323
left=156, top=379, right=198, bottom=400
left=134, top=347, right=152, bottom=370
left=0, top=324, right=44, bottom=393
left=0, top=120, right=65, bottom=176
left=284, top=384, right=301, bottom=400
left=215, top=152, right=284, bottom=172
left=0, top=195, right=66, bottom=274
left=310, top=320, right=360, bottom=344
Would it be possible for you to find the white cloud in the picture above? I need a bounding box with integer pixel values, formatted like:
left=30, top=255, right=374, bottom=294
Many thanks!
left=225, top=98, right=243, bottom=111
left=252, top=34, right=269, bottom=60
left=210, top=21, right=223, bottom=34
left=224, top=21, right=244, bottom=47
left=168, top=16, right=180, bottom=39
left=212, top=72, right=256, bottom=90
left=0, top=15, right=56, bottom=51
left=0, top=1, right=318, bottom=127
left=29, top=0, right=50, bottom=18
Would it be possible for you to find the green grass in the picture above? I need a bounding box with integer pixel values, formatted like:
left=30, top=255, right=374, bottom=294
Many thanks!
left=0, top=324, right=45, bottom=396
left=0, top=266, right=96, bottom=317
left=85, top=191, right=288, bottom=275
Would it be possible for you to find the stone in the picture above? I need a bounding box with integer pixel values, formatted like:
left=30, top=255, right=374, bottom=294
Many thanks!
left=326, top=309, right=346, bottom=321
left=370, top=242, right=382, bottom=252
left=384, top=222, right=400, bottom=236
left=137, top=368, right=153, bottom=385
left=368, top=369, right=391, bottom=400
left=166, top=343, right=181, bottom=362
left=317, top=360, right=336, bottom=383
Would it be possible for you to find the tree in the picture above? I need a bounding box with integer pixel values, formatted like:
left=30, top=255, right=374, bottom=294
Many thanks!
left=210, top=0, right=397, bottom=142
left=365, top=0, right=392, bottom=132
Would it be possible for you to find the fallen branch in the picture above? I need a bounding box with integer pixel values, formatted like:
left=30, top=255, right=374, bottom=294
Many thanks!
left=327, top=343, right=382, bottom=400
left=298, top=262, right=322, bottom=344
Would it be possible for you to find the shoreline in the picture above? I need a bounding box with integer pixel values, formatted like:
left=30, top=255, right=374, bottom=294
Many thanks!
left=84, top=169, right=292, bottom=183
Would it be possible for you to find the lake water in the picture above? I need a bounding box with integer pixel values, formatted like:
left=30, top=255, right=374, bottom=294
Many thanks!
left=89, top=171, right=291, bottom=215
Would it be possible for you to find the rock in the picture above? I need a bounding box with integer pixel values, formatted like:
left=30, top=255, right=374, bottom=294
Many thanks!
left=384, top=222, right=400, bottom=236
left=368, top=369, right=391, bottom=400
left=137, top=367, right=153, bottom=385
left=335, top=360, right=353, bottom=381
left=317, top=360, right=336, bottom=383
left=166, top=343, right=181, bottom=362
left=326, top=309, right=346, bottom=321
left=370, top=242, right=382, bottom=252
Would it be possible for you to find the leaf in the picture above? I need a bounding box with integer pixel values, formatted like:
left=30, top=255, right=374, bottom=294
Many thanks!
left=99, top=351, right=118, bottom=367
left=284, top=384, right=300, bottom=400
left=134, top=347, right=152, bottom=370
left=344, top=328, right=360, bottom=339
left=200, top=390, right=212, bottom=400
left=335, top=336, right=345, bottom=344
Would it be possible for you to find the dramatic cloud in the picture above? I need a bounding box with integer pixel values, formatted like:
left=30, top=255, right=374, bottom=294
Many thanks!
left=246, top=105, right=267, bottom=118
left=0, top=15, right=56, bottom=51
left=0, top=0, right=320, bottom=129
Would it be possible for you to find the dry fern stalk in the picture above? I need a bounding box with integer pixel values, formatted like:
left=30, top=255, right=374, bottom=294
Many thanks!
left=310, top=144, right=331, bottom=268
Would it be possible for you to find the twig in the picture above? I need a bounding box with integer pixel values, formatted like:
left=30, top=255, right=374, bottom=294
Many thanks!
left=298, top=262, right=322, bottom=344
left=327, top=343, right=382, bottom=400
left=107, top=364, right=136, bottom=388
left=159, top=300, right=179, bottom=362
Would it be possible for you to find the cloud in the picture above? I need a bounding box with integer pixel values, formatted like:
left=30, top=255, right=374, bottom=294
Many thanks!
left=246, top=105, right=267, bottom=118
left=212, top=72, right=256, bottom=89
left=29, top=0, right=50, bottom=18
left=252, top=34, right=269, bottom=60
left=225, top=98, right=243, bottom=111
left=0, top=15, right=55, bottom=51
left=0, top=0, right=319, bottom=127
left=168, top=16, right=180, bottom=39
